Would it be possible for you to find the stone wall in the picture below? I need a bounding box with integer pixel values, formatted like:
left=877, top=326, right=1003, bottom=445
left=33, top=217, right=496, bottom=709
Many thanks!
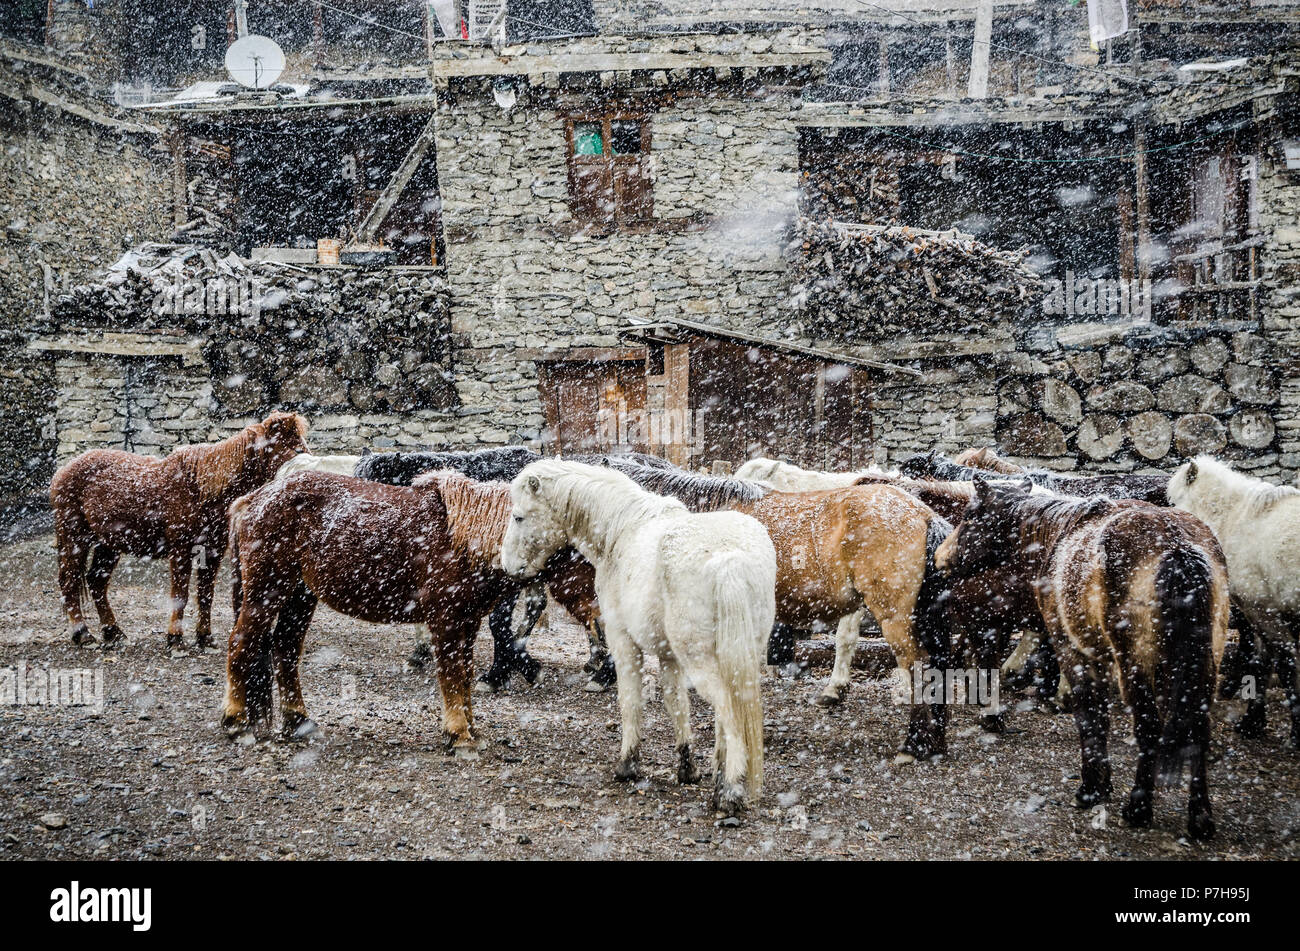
left=435, top=78, right=803, bottom=443
left=0, top=62, right=171, bottom=506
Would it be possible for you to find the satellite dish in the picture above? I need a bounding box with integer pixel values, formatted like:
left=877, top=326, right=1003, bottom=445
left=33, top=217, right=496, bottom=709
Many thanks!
left=224, top=34, right=285, bottom=90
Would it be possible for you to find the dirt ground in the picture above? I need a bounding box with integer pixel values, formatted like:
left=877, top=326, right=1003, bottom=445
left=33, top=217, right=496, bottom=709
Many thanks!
left=1, top=531, right=1297, bottom=861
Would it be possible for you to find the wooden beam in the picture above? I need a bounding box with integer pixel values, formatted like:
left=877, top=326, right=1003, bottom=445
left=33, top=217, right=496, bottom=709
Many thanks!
left=968, top=0, right=993, bottom=99
left=29, top=332, right=206, bottom=366
left=430, top=49, right=828, bottom=80
left=353, top=111, right=439, bottom=245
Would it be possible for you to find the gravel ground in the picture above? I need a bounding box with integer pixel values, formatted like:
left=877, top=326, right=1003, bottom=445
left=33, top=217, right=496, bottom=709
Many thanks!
left=1, top=532, right=1297, bottom=861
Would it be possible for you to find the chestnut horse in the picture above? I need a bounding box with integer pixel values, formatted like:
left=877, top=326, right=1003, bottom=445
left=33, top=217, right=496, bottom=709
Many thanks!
left=222, top=470, right=598, bottom=752
left=952, top=447, right=1027, bottom=475
left=935, top=479, right=1228, bottom=839
left=49, top=411, right=308, bottom=650
left=606, top=460, right=952, bottom=760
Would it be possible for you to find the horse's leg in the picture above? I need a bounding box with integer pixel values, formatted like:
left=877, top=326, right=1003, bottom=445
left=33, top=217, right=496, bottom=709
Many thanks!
left=193, top=543, right=222, bottom=651
left=55, top=525, right=93, bottom=646
left=406, top=627, right=433, bottom=671
left=512, top=583, right=546, bottom=684
left=1277, top=637, right=1300, bottom=751
left=972, top=622, right=1006, bottom=733
left=766, top=622, right=796, bottom=667
left=1000, top=629, right=1040, bottom=690
left=86, top=544, right=124, bottom=646
left=1121, top=673, right=1160, bottom=829
left=165, top=545, right=193, bottom=652
left=607, top=625, right=644, bottom=782
left=877, top=610, right=947, bottom=761
left=816, top=609, right=864, bottom=706
left=1234, top=612, right=1268, bottom=737
left=659, top=656, right=699, bottom=785
left=583, top=618, right=617, bottom=692
left=1069, top=671, right=1112, bottom=808
left=272, top=581, right=319, bottom=741
left=222, top=580, right=282, bottom=741
left=475, top=589, right=519, bottom=693
left=432, top=617, right=480, bottom=758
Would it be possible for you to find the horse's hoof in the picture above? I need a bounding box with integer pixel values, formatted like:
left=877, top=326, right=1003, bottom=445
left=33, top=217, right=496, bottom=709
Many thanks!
left=70, top=625, right=96, bottom=646
left=1121, top=798, right=1152, bottom=829
left=1233, top=714, right=1266, bottom=738
left=583, top=678, right=610, bottom=693
left=814, top=689, right=844, bottom=708
left=520, top=661, right=542, bottom=685
left=676, top=747, right=700, bottom=786
left=1076, top=786, right=1111, bottom=810
left=473, top=680, right=499, bottom=695
left=892, top=752, right=916, bottom=766
left=452, top=744, right=480, bottom=761
left=280, top=716, right=319, bottom=743
left=978, top=713, right=1006, bottom=734
left=613, top=758, right=640, bottom=782
left=1188, top=813, right=1216, bottom=841
left=712, top=784, right=747, bottom=819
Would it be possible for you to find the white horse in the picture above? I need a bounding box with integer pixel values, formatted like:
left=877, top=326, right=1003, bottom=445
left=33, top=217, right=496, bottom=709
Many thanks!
left=274, top=453, right=362, bottom=481
left=500, top=460, right=776, bottom=816
left=735, top=457, right=891, bottom=492
left=1169, top=455, right=1300, bottom=745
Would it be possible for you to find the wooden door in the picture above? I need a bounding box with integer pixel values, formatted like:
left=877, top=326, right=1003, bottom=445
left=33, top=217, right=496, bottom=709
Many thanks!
left=538, top=360, right=648, bottom=455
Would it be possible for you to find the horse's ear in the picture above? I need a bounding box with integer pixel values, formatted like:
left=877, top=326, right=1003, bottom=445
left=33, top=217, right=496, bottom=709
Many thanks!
left=527, top=475, right=540, bottom=493
left=1185, top=461, right=1198, bottom=486
left=1018, top=477, right=1033, bottom=495
left=972, top=475, right=990, bottom=498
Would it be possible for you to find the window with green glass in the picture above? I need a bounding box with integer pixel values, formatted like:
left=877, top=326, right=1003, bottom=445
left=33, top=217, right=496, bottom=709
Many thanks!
left=573, top=123, right=604, bottom=155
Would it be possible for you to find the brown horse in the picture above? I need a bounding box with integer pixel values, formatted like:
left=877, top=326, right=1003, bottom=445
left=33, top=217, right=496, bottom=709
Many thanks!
left=49, top=411, right=308, bottom=651
left=222, top=470, right=599, bottom=752
left=605, top=461, right=952, bottom=760
left=934, top=479, right=1228, bottom=839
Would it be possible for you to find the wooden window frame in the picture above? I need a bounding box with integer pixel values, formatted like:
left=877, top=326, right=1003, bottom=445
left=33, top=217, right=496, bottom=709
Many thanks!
left=565, top=111, right=653, bottom=233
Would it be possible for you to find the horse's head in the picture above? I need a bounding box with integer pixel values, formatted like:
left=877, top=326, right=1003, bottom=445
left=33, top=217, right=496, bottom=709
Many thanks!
left=933, top=476, right=1033, bottom=577
left=897, top=452, right=939, bottom=480
left=501, top=466, right=569, bottom=580
left=255, top=411, right=310, bottom=472
left=1166, top=457, right=1207, bottom=508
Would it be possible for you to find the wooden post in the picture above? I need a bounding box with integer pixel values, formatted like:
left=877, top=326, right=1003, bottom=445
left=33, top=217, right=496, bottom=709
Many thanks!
left=168, top=128, right=188, bottom=229
left=664, top=344, right=690, bottom=467
left=945, top=31, right=957, bottom=97
left=968, top=0, right=992, bottom=99
left=313, top=2, right=324, bottom=60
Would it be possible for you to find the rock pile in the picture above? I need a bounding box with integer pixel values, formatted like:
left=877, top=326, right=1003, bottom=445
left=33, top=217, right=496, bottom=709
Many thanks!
left=50, top=244, right=455, bottom=416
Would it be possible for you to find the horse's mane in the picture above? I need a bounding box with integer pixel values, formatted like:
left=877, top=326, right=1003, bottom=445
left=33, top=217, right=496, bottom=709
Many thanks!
left=1001, top=490, right=1115, bottom=560
left=414, top=470, right=512, bottom=560
left=176, top=412, right=306, bottom=506
left=603, top=458, right=771, bottom=512
left=524, top=460, right=686, bottom=557
left=901, top=452, right=1057, bottom=488
left=1175, top=455, right=1300, bottom=517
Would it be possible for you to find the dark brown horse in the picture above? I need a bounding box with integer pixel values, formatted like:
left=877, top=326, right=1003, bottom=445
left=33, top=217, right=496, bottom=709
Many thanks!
left=223, top=470, right=599, bottom=752
left=49, top=412, right=308, bottom=651
left=934, top=479, right=1228, bottom=839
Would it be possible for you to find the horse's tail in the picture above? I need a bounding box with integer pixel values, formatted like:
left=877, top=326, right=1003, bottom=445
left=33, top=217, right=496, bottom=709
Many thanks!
left=709, top=550, right=769, bottom=801
left=1154, top=545, right=1216, bottom=786
left=228, top=494, right=253, bottom=623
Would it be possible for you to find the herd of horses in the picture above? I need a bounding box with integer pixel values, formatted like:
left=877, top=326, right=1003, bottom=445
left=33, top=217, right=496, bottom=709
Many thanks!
left=46, top=413, right=1300, bottom=836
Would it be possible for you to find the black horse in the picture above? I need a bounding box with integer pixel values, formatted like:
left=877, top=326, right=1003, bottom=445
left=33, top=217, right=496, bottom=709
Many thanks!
left=899, top=450, right=1170, bottom=505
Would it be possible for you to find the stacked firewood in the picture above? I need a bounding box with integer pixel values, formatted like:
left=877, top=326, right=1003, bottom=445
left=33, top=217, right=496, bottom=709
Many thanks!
left=789, top=216, right=1043, bottom=337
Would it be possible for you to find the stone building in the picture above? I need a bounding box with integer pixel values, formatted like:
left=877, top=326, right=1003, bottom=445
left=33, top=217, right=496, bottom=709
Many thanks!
left=2, top=0, right=1299, bottom=513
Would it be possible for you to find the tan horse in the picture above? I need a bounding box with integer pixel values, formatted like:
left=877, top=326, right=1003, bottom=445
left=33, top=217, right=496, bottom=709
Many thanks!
left=50, top=412, right=308, bottom=651
left=605, top=461, right=952, bottom=760
left=953, top=447, right=1026, bottom=474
